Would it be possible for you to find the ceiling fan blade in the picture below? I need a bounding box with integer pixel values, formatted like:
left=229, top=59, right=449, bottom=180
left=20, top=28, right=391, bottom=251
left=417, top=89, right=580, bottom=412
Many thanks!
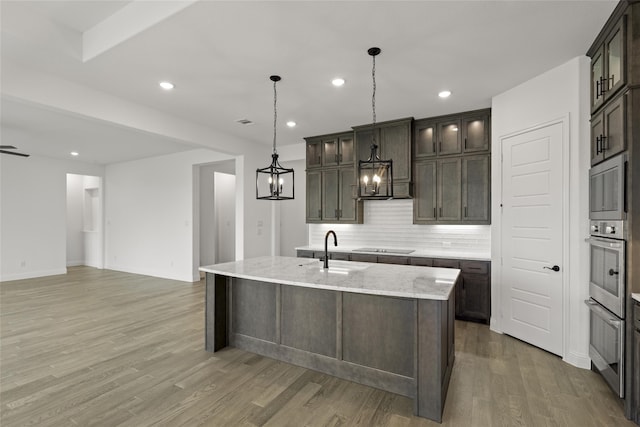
left=0, top=145, right=17, bottom=149
left=0, top=149, right=30, bottom=157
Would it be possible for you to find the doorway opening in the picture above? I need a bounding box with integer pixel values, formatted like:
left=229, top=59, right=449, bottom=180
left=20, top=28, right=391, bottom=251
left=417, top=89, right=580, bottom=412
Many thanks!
left=66, top=174, right=103, bottom=269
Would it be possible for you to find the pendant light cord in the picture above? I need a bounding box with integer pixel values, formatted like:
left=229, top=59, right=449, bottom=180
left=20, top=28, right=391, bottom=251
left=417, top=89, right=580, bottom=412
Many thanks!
left=371, top=53, right=376, bottom=145
left=273, top=79, right=278, bottom=155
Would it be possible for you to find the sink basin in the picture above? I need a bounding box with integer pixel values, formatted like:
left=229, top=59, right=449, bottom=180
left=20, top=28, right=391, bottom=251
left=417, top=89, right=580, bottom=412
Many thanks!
left=353, top=247, right=415, bottom=254
left=318, top=260, right=370, bottom=274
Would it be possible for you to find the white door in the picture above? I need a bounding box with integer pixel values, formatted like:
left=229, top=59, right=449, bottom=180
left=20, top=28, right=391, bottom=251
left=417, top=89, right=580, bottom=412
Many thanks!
left=501, top=121, right=564, bottom=356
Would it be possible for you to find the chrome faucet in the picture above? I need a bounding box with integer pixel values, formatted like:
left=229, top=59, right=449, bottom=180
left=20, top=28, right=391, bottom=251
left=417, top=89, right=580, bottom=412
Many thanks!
left=323, top=230, right=337, bottom=269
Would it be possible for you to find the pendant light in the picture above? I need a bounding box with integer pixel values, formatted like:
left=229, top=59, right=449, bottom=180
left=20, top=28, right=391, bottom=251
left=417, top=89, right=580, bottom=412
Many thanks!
left=256, top=75, right=295, bottom=200
left=358, top=47, right=393, bottom=200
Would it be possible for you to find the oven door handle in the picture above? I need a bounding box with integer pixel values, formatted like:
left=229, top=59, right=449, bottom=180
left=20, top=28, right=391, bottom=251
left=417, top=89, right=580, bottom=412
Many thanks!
left=585, top=237, right=623, bottom=249
left=584, top=299, right=622, bottom=326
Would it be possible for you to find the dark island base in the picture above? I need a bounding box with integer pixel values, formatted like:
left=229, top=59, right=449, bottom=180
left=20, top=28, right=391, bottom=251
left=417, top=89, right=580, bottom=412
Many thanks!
left=205, top=273, right=455, bottom=423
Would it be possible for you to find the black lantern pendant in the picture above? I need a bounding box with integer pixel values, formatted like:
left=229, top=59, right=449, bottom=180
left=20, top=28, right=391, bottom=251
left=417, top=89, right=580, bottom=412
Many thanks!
left=256, top=75, right=294, bottom=200
left=358, top=47, right=393, bottom=200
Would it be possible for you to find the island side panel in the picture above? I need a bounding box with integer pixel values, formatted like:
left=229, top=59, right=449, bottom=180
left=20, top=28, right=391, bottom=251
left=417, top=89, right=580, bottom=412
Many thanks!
left=342, top=293, right=415, bottom=378
left=280, top=286, right=337, bottom=357
left=231, top=278, right=277, bottom=343
left=205, top=273, right=228, bottom=352
left=415, top=295, right=455, bottom=423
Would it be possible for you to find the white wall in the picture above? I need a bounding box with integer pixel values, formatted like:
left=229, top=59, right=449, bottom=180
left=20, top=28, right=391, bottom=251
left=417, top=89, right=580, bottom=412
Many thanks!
left=66, top=174, right=85, bottom=266
left=0, top=155, right=104, bottom=281
left=277, top=159, right=307, bottom=256
left=214, top=172, right=236, bottom=263
left=105, top=149, right=234, bottom=282
left=491, top=56, right=591, bottom=368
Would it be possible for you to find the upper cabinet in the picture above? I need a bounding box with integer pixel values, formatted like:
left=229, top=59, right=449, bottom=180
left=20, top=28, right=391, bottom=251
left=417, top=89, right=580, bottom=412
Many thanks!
left=413, top=109, right=491, bottom=225
left=305, top=131, right=362, bottom=224
left=353, top=117, right=413, bottom=198
left=590, top=90, right=627, bottom=165
left=590, top=18, right=626, bottom=113
left=414, top=109, right=490, bottom=159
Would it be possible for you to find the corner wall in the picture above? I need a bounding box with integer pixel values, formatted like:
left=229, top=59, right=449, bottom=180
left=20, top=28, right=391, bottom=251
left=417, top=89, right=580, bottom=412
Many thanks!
left=0, top=155, right=104, bottom=281
left=491, top=56, right=591, bottom=368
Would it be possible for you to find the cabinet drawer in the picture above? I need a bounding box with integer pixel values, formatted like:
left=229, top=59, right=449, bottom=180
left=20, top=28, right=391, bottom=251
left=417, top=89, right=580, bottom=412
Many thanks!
left=634, top=303, right=640, bottom=331
left=460, top=260, right=489, bottom=275
left=410, top=257, right=433, bottom=267
left=350, top=253, right=378, bottom=263
left=297, top=250, right=315, bottom=258
left=377, top=255, right=409, bottom=265
left=433, top=259, right=459, bottom=269
left=331, top=252, right=351, bottom=261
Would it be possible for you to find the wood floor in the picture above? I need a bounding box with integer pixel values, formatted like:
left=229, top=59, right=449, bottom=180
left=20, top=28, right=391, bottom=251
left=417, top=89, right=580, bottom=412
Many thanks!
left=0, top=266, right=634, bottom=427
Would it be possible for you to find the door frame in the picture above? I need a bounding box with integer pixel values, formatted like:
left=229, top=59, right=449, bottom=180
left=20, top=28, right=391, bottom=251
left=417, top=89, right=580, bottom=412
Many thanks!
left=492, top=116, right=571, bottom=359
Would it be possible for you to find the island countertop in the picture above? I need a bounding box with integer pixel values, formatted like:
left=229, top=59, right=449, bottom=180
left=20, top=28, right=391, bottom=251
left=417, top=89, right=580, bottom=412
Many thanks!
left=199, top=255, right=459, bottom=300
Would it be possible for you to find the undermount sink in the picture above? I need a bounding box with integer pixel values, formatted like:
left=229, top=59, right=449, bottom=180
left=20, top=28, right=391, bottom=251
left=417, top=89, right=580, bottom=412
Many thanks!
left=318, top=260, right=370, bottom=274
left=353, top=247, right=415, bottom=254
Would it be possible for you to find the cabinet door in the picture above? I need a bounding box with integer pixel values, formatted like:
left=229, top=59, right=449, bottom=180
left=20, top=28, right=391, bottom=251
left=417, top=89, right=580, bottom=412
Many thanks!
left=462, top=115, right=490, bottom=153
left=604, top=19, right=625, bottom=100
left=306, top=139, right=322, bottom=168
left=462, top=155, right=490, bottom=223
left=603, top=92, right=626, bottom=160
left=433, top=258, right=459, bottom=269
left=414, top=120, right=437, bottom=158
left=414, top=161, right=437, bottom=222
left=459, top=274, right=490, bottom=322
left=322, top=169, right=339, bottom=221
left=591, top=111, right=605, bottom=165
left=306, top=171, right=322, bottom=222
left=338, top=167, right=358, bottom=222
left=591, top=46, right=605, bottom=112
left=380, top=121, right=412, bottom=196
left=438, top=158, right=462, bottom=221
left=322, top=137, right=339, bottom=167
left=355, top=128, right=376, bottom=164
left=437, top=119, right=462, bottom=156
left=339, top=135, right=355, bottom=166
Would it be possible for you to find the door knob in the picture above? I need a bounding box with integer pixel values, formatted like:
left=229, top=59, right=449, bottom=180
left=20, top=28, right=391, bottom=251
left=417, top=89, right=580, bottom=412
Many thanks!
left=544, top=265, right=560, bottom=272
left=609, top=269, right=619, bottom=276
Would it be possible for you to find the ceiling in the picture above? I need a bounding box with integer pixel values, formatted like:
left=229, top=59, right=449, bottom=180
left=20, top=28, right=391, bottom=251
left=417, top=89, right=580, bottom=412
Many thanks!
left=1, top=0, right=618, bottom=165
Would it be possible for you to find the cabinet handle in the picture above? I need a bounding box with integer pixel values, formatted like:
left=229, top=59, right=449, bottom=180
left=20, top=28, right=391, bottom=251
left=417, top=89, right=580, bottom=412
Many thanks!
left=464, top=137, right=467, bottom=150
left=596, top=136, right=602, bottom=154
left=335, top=209, right=338, bottom=218
left=600, top=77, right=608, bottom=94
left=596, top=79, right=601, bottom=99
left=318, top=209, right=322, bottom=218
left=433, top=207, right=436, bottom=218
left=439, top=141, right=442, bottom=152
left=439, top=207, right=442, bottom=217
left=464, top=206, right=468, bottom=217
left=339, top=153, right=343, bottom=162
left=432, top=142, right=436, bottom=153
left=335, top=154, right=338, bottom=163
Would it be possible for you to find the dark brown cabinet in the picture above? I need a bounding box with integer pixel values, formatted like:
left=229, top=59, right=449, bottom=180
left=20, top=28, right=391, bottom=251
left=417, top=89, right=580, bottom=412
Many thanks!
left=462, top=155, right=491, bottom=223
left=462, top=114, right=490, bottom=153
left=414, top=110, right=490, bottom=159
left=591, top=18, right=626, bottom=113
left=305, top=132, right=362, bottom=224
left=354, top=118, right=413, bottom=198
left=437, top=119, right=462, bottom=156
left=590, top=90, right=627, bottom=165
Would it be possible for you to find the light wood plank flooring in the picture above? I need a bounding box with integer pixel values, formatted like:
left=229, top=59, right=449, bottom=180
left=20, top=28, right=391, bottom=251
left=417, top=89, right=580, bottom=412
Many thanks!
left=0, top=266, right=634, bottom=426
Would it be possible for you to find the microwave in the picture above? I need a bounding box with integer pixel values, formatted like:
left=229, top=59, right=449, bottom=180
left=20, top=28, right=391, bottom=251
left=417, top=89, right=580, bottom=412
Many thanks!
left=589, top=153, right=627, bottom=220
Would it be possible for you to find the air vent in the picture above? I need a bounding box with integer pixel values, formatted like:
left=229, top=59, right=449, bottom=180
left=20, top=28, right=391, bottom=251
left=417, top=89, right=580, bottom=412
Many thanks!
left=235, top=118, right=254, bottom=125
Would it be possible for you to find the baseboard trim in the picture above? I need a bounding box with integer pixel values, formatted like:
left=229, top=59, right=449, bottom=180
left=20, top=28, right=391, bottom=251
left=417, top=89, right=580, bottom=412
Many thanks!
left=0, top=268, right=67, bottom=282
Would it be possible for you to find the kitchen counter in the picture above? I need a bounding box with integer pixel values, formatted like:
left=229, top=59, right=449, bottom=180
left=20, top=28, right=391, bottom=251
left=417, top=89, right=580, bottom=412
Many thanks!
left=199, top=255, right=459, bottom=300
left=201, top=256, right=457, bottom=422
left=295, top=245, right=491, bottom=261
left=632, top=293, right=640, bottom=303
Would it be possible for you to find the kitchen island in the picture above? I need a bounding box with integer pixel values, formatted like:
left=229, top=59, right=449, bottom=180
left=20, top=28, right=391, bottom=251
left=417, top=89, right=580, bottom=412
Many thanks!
left=200, top=256, right=459, bottom=423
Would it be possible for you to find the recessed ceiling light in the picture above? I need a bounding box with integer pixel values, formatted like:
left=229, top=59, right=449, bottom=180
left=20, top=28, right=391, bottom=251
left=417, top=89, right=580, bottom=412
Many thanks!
left=70, top=151, right=79, bottom=156
left=332, top=78, right=345, bottom=87
left=286, top=121, right=296, bottom=128
left=438, top=90, right=451, bottom=98
left=159, top=81, right=174, bottom=90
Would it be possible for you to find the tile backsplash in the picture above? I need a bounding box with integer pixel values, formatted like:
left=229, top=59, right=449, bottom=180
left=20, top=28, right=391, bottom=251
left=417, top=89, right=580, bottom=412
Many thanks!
left=309, top=199, right=490, bottom=251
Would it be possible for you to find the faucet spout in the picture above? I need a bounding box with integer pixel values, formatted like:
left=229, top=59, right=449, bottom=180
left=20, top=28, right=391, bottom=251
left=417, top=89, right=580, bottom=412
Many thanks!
left=324, top=230, right=338, bottom=269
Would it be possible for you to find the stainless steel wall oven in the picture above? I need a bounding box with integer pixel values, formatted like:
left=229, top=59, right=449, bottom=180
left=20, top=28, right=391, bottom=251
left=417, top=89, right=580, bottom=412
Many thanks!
left=586, top=219, right=626, bottom=398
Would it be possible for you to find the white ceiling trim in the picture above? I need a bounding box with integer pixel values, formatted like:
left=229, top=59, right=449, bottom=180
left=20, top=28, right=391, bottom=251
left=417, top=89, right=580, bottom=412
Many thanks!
left=83, top=0, right=199, bottom=62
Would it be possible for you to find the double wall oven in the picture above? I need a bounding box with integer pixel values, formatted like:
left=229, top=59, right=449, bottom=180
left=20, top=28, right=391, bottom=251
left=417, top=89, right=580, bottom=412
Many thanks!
left=586, top=153, right=627, bottom=398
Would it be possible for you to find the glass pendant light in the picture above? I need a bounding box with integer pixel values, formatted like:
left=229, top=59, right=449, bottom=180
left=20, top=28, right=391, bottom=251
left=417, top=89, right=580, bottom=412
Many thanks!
left=358, top=47, right=393, bottom=200
left=256, top=75, right=294, bottom=200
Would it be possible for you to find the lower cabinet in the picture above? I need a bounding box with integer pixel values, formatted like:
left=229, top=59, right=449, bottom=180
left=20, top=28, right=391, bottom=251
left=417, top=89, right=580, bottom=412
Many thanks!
left=296, top=250, right=491, bottom=324
left=633, top=301, right=640, bottom=423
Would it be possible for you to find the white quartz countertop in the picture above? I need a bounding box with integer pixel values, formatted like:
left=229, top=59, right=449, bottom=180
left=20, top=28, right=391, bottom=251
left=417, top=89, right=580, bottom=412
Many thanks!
left=295, top=245, right=490, bottom=261
left=199, top=256, right=459, bottom=300
left=632, top=293, right=640, bottom=303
